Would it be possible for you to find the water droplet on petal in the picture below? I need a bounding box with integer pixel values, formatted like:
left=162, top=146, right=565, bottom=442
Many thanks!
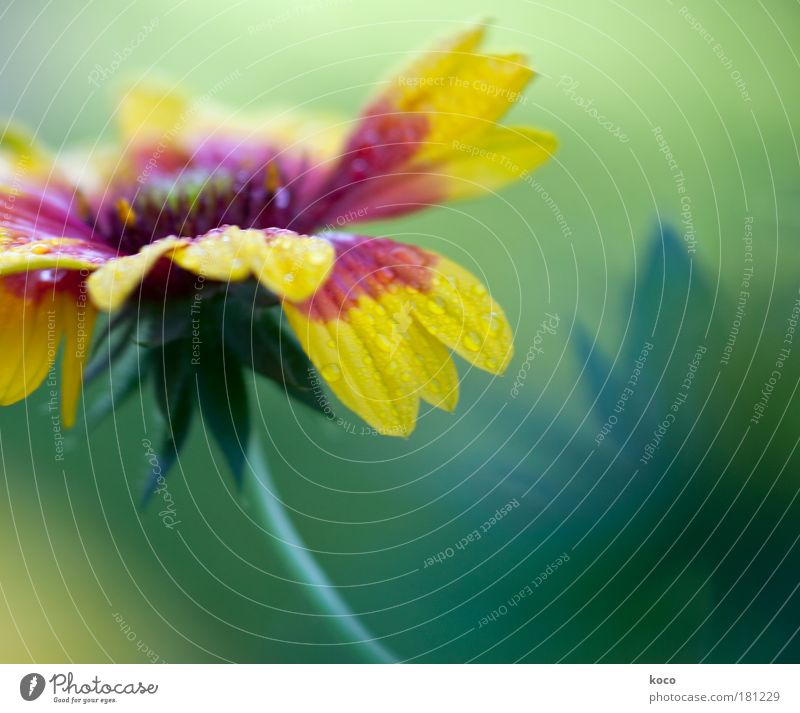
left=321, top=363, right=341, bottom=382
left=307, top=248, right=329, bottom=265
left=427, top=296, right=446, bottom=315
left=376, top=334, right=394, bottom=352
left=482, top=313, right=501, bottom=335
left=472, top=283, right=487, bottom=297
left=463, top=331, right=482, bottom=352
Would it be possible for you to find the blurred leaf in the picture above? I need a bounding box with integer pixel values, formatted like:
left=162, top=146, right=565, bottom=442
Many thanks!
left=86, top=340, right=146, bottom=425
left=142, top=340, right=195, bottom=503
left=196, top=334, right=250, bottom=487
left=222, top=301, right=328, bottom=416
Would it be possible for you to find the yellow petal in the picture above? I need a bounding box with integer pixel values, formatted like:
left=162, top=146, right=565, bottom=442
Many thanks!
left=384, top=23, right=488, bottom=107
left=372, top=289, right=460, bottom=411
left=0, top=286, right=55, bottom=405
left=256, top=232, right=334, bottom=301
left=378, top=23, right=533, bottom=155
left=413, top=53, right=533, bottom=153
left=440, top=126, right=558, bottom=200
left=0, top=238, right=105, bottom=277
left=283, top=303, right=418, bottom=437
left=171, top=227, right=335, bottom=301
left=409, top=257, right=514, bottom=374
left=117, top=80, right=190, bottom=141
left=0, top=121, right=53, bottom=175
left=405, top=319, right=459, bottom=411
left=87, top=237, right=185, bottom=311
left=170, top=228, right=255, bottom=282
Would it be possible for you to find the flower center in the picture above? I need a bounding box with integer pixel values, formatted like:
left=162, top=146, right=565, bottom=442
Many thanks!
left=94, top=162, right=295, bottom=255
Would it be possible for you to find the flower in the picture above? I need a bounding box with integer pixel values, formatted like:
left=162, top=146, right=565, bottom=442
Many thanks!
left=0, top=23, right=555, bottom=443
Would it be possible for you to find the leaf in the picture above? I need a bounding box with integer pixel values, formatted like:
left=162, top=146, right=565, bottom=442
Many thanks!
left=134, top=298, right=196, bottom=348
left=220, top=300, right=329, bottom=416
left=84, top=313, right=136, bottom=384
left=141, top=340, right=196, bottom=503
left=86, top=339, right=146, bottom=425
left=196, top=331, right=250, bottom=487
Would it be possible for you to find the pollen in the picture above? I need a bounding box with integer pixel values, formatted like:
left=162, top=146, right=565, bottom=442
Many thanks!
left=115, top=197, right=137, bottom=227
left=264, top=162, right=281, bottom=193
left=29, top=243, right=52, bottom=255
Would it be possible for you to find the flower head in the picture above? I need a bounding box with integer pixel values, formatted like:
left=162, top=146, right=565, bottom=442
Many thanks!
left=0, top=24, right=555, bottom=463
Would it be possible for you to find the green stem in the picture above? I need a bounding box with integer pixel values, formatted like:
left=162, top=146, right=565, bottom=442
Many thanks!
left=247, top=439, right=398, bottom=663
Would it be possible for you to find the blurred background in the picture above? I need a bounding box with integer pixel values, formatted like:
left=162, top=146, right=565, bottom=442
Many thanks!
left=1, top=0, right=799, bottom=663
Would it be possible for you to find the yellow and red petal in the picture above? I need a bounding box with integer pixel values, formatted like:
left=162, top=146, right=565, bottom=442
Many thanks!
left=303, top=23, right=556, bottom=231
left=87, top=227, right=334, bottom=311
left=283, top=233, right=512, bottom=436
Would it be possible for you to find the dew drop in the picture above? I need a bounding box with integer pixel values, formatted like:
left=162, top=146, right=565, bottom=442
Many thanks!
left=482, top=313, right=501, bottom=335
left=321, top=363, right=341, bottom=382
left=307, top=249, right=329, bottom=265
left=463, top=331, right=482, bottom=352
left=427, top=296, right=446, bottom=315
left=376, top=334, right=393, bottom=352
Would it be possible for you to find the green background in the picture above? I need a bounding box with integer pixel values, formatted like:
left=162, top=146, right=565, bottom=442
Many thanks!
left=1, top=0, right=799, bottom=662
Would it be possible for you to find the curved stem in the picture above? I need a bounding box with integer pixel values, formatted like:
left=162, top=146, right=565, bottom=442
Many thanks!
left=247, top=439, right=398, bottom=663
